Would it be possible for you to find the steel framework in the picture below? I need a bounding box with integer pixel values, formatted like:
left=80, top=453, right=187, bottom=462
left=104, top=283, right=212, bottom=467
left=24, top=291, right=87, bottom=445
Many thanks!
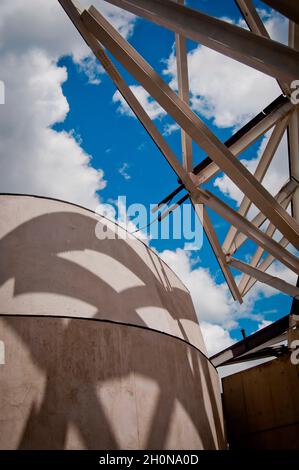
left=59, top=0, right=299, bottom=304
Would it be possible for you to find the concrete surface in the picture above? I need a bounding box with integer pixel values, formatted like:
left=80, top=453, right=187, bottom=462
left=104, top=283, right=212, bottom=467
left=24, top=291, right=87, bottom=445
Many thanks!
left=0, top=194, right=225, bottom=449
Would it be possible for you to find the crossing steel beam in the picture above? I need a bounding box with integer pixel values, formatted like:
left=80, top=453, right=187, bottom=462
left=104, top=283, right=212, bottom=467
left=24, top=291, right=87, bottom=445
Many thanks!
left=175, top=0, right=192, bottom=172
left=262, top=0, right=299, bottom=25
left=228, top=256, right=299, bottom=299
left=222, top=117, right=289, bottom=254
left=102, top=0, right=299, bottom=83
left=59, top=0, right=299, bottom=302
left=82, top=6, right=299, bottom=250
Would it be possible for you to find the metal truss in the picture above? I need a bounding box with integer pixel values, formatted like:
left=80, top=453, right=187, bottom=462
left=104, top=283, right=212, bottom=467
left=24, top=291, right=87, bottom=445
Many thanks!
left=59, top=0, right=299, bottom=304
left=210, top=313, right=291, bottom=367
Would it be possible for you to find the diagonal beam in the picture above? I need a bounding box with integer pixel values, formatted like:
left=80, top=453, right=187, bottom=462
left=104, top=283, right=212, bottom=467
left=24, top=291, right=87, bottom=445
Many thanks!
left=191, top=200, right=242, bottom=302
left=192, top=187, right=299, bottom=275
left=238, top=199, right=292, bottom=295
left=235, top=0, right=290, bottom=96
left=232, top=179, right=298, bottom=253
left=59, top=0, right=245, bottom=305
left=223, top=2, right=292, bottom=256
left=58, top=0, right=194, bottom=192
left=175, top=0, right=192, bottom=172
left=82, top=6, right=299, bottom=250
left=193, top=97, right=294, bottom=186
left=242, top=237, right=290, bottom=296
left=161, top=150, right=293, bottom=227
left=288, top=22, right=299, bottom=222
left=58, top=0, right=244, bottom=298
left=60, top=0, right=299, bottom=302
left=211, top=314, right=290, bottom=367
left=222, top=116, right=289, bottom=254
left=228, top=256, right=299, bottom=299
left=235, top=0, right=269, bottom=37
left=156, top=182, right=299, bottom=282
left=262, top=0, right=299, bottom=25
left=102, top=0, right=299, bottom=83
left=153, top=96, right=294, bottom=211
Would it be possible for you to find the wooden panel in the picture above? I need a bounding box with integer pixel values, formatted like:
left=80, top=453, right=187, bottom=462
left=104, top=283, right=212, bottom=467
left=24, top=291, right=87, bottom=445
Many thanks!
left=223, top=355, right=299, bottom=449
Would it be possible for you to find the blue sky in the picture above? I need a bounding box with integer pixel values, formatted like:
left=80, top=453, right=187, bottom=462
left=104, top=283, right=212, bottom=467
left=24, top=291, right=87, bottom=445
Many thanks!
left=0, top=0, right=296, bottom=354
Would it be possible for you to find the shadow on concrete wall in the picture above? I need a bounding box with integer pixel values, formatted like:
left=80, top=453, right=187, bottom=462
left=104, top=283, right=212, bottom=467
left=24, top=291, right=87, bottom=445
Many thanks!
left=0, top=209, right=225, bottom=449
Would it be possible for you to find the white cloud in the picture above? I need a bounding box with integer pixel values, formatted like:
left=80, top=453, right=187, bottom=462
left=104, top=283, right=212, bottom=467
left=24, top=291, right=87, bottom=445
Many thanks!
left=214, top=131, right=289, bottom=208
left=0, top=0, right=136, bottom=64
left=259, top=8, right=289, bottom=44
left=163, top=122, right=180, bottom=136
left=112, top=85, right=166, bottom=120
left=162, top=11, right=287, bottom=129
left=0, top=0, right=136, bottom=209
left=257, top=319, right=272, bottom=330
left=200, top=322, right=236, bottom=356
left=118, top=162, right=131, bottom=180
left=160, top=248, right=236, bottom=327
left=77, top=56, right=104, bottom=85
left=0, top=48, right=106, bottom=208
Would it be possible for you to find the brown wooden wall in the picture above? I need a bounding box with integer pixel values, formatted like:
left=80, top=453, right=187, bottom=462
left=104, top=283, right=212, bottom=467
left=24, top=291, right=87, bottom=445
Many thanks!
left=222, top=355, right=299, bottom=449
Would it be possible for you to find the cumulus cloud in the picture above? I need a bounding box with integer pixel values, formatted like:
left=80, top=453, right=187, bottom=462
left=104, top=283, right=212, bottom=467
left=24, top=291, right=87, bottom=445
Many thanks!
left=0, top=0, right=136, bottom=209
left=162, top=10, right=287, bottom=129
left=200, top=322, right=236, bottom=356
left=0, top=0, right=135, bottom=64
left=112, top=85, right=166, bottom=120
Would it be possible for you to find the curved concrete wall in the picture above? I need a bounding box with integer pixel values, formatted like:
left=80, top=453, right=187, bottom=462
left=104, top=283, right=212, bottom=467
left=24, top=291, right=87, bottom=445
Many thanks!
left=0, top=194, right=225, bottom=449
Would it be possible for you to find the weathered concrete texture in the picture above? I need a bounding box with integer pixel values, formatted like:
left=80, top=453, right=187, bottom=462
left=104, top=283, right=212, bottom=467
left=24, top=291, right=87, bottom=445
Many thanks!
left=0, top=316, right=225, bottom=450
left=223, top=355, right=299, bottom=449
left=0, top=194, right=205, bottom=352
left=0, top=194, right=225, bottom=450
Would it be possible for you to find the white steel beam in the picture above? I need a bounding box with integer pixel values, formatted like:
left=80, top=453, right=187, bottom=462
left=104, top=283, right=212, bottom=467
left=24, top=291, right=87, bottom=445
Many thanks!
left=222, top=117, right=289, bottom=254
left=242, top=237, right=290, bottom=296
left=193, top=99, right=294, bottom=186
left=192, top=200, right=242, bottom=302
left=235, top=0, right=269, bottom=37
left=232, top=179, right=298, bottom=254
left=152, top=97, right=294, bottom=214
left=58, top=0, right=195, bottom=193
left=192, top=187, right=299, bottom=275
left=59, top=0, right=244, bottom=298
left=288, top=22, right=299, bottom=222
left=102, top=0, right=299, bottom=83
left=235, top=0, right=290, bottom=97
left=228, top=256, right=299, bottom=299
left=82, top=6, right=299, bottom=250
left=238, top=198, right=292, bottom=295
left=288, top=109, right=299, bottom=221
left=175, top=0, right=192, bottom=172
left=262, top=0, right=299, bottom=25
